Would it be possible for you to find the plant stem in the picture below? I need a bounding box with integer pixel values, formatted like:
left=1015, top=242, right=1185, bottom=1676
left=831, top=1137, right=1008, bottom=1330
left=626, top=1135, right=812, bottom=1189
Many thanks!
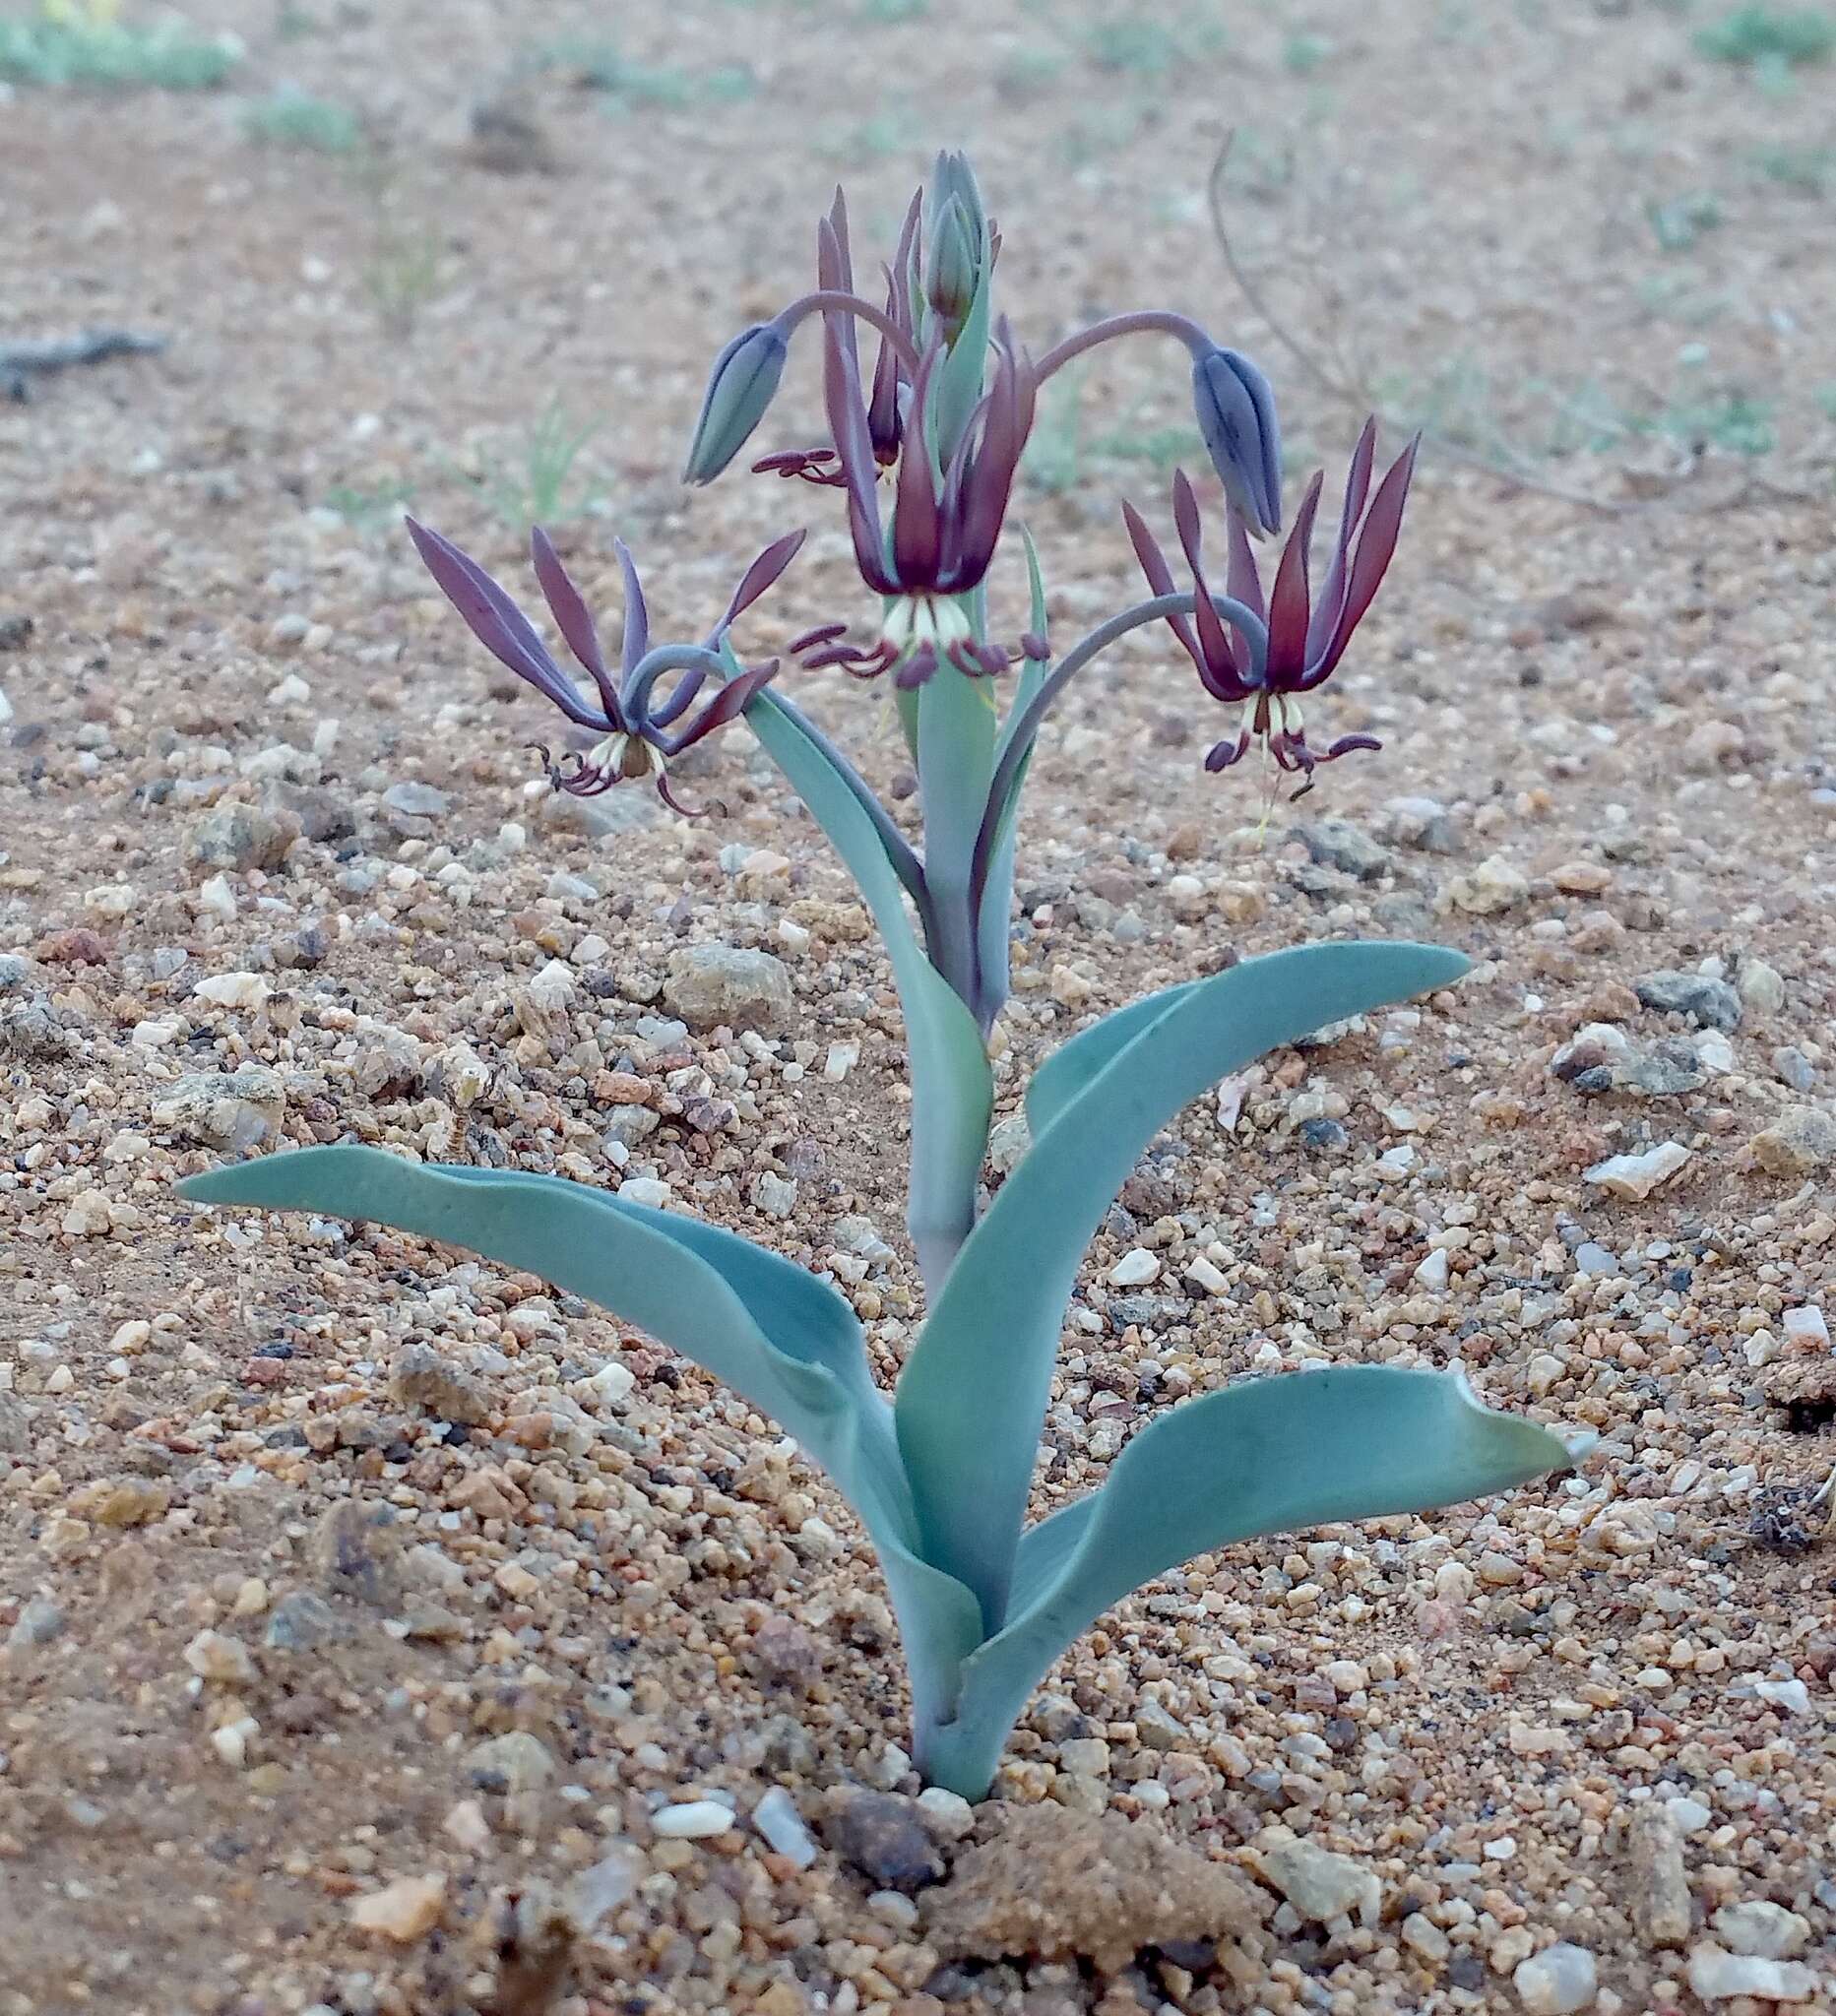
left=1033, top=308, right=1212, bottom=388
left=969, top=591, right=1269, bottom=917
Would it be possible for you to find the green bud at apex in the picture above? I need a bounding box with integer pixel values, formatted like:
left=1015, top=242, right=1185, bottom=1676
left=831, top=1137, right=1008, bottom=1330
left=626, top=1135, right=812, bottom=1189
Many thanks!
left=681, top=321, right=789, bottom=485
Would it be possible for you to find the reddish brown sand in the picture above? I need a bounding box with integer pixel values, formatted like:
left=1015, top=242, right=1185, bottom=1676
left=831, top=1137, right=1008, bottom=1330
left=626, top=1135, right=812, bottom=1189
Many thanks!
left=2, top=3, right=1833, bottom=2011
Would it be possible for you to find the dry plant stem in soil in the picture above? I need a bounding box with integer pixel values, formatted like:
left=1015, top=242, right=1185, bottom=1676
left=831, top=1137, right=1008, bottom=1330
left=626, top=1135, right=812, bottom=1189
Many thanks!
left=181, top=151, right=1586, bottom=1800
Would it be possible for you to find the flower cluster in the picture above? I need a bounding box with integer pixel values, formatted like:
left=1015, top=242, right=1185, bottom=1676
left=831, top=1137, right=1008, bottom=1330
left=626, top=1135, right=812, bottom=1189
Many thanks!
left=402, top=151, right=1419, bottom=1040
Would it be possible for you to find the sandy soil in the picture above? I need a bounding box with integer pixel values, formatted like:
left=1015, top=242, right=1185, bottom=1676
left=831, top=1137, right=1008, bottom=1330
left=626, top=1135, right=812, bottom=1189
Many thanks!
left=2, top=2, right=1834, bottom=2012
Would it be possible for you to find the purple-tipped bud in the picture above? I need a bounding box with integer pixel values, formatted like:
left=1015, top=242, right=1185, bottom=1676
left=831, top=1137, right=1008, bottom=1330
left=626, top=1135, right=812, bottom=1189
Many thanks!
left=1192, top=346, right=1282, bottom=537
left=682, top=322, right=790, bottom=486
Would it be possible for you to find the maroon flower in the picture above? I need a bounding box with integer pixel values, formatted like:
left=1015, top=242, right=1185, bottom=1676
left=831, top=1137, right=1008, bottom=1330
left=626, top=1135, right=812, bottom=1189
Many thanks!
left=1124, top=418, right=1419, bottom=793
left=406, top=517, right=803, bottom=815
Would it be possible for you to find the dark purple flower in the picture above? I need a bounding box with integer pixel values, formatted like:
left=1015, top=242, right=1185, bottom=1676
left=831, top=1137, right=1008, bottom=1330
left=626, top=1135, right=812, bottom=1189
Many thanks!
left=1123, top=418, right=1419, bottom=793
left=405, top=516, right=803, bottom=815
left=740, top=188, right=1033, bottom=687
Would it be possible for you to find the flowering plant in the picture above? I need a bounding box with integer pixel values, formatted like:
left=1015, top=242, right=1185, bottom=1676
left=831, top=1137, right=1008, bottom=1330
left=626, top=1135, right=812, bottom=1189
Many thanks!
left=183, top=156, right=1583, bottom=1798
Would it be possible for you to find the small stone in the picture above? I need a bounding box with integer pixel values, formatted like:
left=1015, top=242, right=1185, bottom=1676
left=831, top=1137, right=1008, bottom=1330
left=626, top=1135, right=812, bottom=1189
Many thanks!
left=309, top=1500, right=404, bottom=1608
left=652, top=1798, right=736, bottom=1840
left=823, top=1790, right=943, bottom=1891
left=751, top=1171, right=797, bottom=1218
left=390, top=1342, right=488, bottom=1424
left=1401, top=1911, right=1451, bottom=1964
left=662, top=944, right=794, bottom=1033
left=1573, top=1242, right=1617, bottom=1277
left=348, top=1874, right=446, bottom=1943
left=916, top=1787, right=977, bottom=1841
left=1772, top=1045, right=1816, bottom=1092
left=444, top=1798, right=491, bottom=1851
left=1299, top=1116, right=1348, bottom=1152
left=264, top=1591, right=345, bottom=1652
left=1413, top=1247, right=1450, bottom=1290
left=1511, top=1941, right=1598, bottom=2012
left=381, top=781, right=451, bottom=819
left=928, top=1806, right=1259, bottom=1973
left=1296, top=819, right=1390, bottom=881
left=184, top=1629, right=257, bottom=1684
left=186, top=802, right=300, bottom=873
left=1737, top=959, right=1785, bottom=1014
left=1634, top=969, right=1741, bottom=1034
left=1668, top=1796, right=1712, bottom=1835
left=1248, top=1832, right=1380, bottom=1926
left=1749, top=1104, right=1836, bottom=1177
left=752, top=1787, right=819, bottom=1866
left=1753, top=1676, right=1810, bottom=1714
left=617, top=1175, right=671, bottom=1209
left=191, top=971, right=272, bottom=1011
left=1686, top=1944, right=1817, bottom=2002
left=1623, top=1803, right=1690, bottom=1948
left=1059, top=1736, right=1110, bottom=1779
left=1782, top=1305, right=1829, bottom=1346
left=1108, top=1247, right=1161, bottom=1287
left=468, top=1731, right=556, bottom=1795
left=153, top=1063, right=285, bottom=1152
left=1584, top=1143, right=1690, bottom=1200
left=6, top=1598, right=65, bottom=1650
left=1709, top=1901, right=1809, bottom=1960
left=1551, top=861, right=1612, bottom=894
left=987, top=1111, right=1032, bottom=1176
left=1443, top=854, right=1528, bottom=914
left=565, top=1849, right=642, bottom=1929
left=1378, top=795, right=1461, bottom=853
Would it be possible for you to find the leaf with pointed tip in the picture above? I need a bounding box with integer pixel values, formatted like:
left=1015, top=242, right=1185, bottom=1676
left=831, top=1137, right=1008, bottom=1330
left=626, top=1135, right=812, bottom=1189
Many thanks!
left=896, top=940, right=1470, bottom=1629
left=179, top=1147, right=983, bottom=1730
left=919, top=1365, right=1582, bottom=1798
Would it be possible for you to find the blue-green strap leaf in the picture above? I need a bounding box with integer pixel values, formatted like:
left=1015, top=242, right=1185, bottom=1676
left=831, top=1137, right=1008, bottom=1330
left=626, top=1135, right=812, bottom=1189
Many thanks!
left=180, top=1147, right=986, bottom=1732
left=744, top=688, right=993, bottom=1297
left=1023, top=977, right=1202, bottom=1141
left=925, top=1366, right=1583, bottom=1798
left=894, top=940, right=1470, bottom=1630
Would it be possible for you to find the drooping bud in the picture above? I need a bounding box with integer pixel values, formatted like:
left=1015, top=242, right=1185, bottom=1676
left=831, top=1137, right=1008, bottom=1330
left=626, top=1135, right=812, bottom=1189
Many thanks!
left=681, top=322, right=789, bottom=485
left=1191, top=346, right=1282, bottom=537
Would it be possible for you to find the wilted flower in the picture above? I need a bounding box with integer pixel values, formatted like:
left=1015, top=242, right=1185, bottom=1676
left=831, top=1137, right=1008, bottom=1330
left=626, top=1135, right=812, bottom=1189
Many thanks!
left=406, top=517, right=803, bottom=814
left=1123, top=418, right=1419, bottom=793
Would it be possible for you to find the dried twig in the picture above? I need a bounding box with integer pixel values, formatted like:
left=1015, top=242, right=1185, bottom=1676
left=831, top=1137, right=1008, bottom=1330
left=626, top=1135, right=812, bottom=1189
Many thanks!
left=1, top=328, right=165, bottom=403
left=1205, top=136, right=1635, bottom=517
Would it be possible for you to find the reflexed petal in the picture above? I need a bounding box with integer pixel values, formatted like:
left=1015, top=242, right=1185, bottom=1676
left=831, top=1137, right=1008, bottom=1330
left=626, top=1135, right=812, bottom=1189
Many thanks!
left=406, top=516, right=604, bottom=729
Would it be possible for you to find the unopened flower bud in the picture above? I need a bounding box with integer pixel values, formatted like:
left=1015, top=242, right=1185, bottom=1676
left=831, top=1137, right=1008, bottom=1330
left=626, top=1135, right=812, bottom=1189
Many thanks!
left=681, top=322, right=789, bottom=486
left=925, top=194, right=981, bottom=336
left=1192, top=346, right=1282, bottom=537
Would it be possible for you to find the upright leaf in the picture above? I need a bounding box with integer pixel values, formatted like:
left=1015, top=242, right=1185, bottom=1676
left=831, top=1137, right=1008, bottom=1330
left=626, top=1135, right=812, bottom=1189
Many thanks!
left=895, top=940, right=1469, bottom=1628
left=915, top=649, right=1000, bottom=1033
left=179, top=1148, right=985, bottom=1730
left=744, top=691, right=993, bottom=1298
left=918, top=1365, right=1582, bottom=1798
left=1023, top=978, right=1202, bottom=1141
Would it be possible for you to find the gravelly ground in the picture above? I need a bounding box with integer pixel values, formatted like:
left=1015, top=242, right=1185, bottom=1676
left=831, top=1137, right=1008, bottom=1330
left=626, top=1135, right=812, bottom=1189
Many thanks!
left=2, top=3, right=1834, bottom=2013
